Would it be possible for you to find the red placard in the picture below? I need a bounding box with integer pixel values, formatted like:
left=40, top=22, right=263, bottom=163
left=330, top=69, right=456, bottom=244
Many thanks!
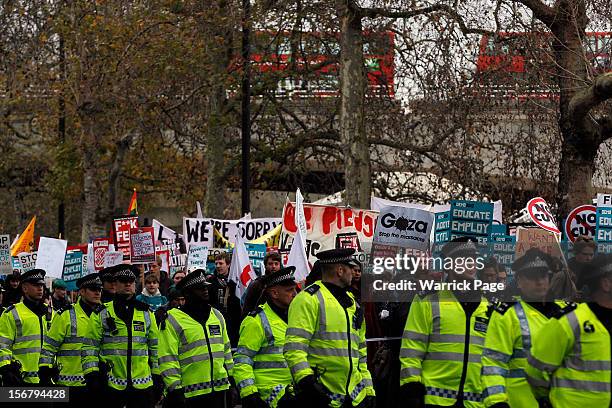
left=93, top=238, right=110, bottom=271
left=113, top=216, right=139, bottom=261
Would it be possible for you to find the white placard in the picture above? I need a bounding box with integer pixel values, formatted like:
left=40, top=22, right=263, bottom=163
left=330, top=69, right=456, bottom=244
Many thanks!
left=187, top=243, right=209, bottom=271
left=104, top=251, right=124, bottom=268
left=0, top=235, right=11, bottom=274
left=35, top=237, right=68, bottom=278
left=373, top=206, right=434, bottom=252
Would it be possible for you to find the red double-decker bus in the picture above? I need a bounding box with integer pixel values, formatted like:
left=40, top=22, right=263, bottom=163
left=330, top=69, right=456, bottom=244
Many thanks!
left=475, top=32, right=612, bottom=97
left=249, top=31, right=395, bottom=97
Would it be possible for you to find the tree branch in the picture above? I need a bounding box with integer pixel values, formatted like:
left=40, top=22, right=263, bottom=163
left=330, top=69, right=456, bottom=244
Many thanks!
left=358, top=4, right=492, bottom=35
left=569, top=72, right=612, bottom=131
left=512, top=0, right=556, bottom=27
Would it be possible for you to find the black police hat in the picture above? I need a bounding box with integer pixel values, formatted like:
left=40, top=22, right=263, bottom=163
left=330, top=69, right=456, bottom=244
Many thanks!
left=316, top=248, right=358, bottom=267
left=176, top=269, right=211, bottom=292
left=77, top=273, right=103, bottom=290
left=512, top=248, right=552, bottom=277
left=442, top=237, right=478, bottom=259
left=112, top=264, right=140, bottom=281
left=99, top=266, right=117, bottom=282
left=262, top=266, right=296, bottom=287
left=20, top=269, right=46, bottom=285
left=582, top=254, right=612, bottom=286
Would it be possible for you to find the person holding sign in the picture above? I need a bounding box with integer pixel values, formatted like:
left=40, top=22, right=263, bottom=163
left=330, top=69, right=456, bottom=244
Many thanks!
left=481, top=249, right=563, bottom=408
left=81, top=265, right=162, bottom=408
left=157, top=268, right=234, bottom=408
left=233, top=266, right=298, bottom=408
left=0, top=269, right=53, bottom=385
left=39, top=272, right=105, bottom=406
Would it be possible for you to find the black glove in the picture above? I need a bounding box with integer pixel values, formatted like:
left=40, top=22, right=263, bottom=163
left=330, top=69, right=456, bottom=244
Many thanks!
left=490, top=403, right=510, bottom=408
left=84, top=372, right=102, bottom=394
left=153, top=374, right=164, bottom=402
left=0, top=362, right=23, bottom=386
left=164, top=389, right=186, bottom=407
left=38, top=366, right=58, bottom=386
left=399, top=382, right=425, bottom=408
left=297, top=376, right=331, bottom=407
left=357, top=395, right=376, bottom=408
left=242, top=393, right=269, bottom=408
left=537, top=399, right=553, bottom=408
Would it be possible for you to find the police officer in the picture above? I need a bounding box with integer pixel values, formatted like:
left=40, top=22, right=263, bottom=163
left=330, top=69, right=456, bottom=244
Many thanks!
left=82, top=264, right=161, bottom=408
left=481, top=248, right=562, bottom=408
left=0, top=269, right=53, bottom=385
left=234, top=266, right=298, bottom=408
left=284, top=248, right=375, bottom=408
left=39, top=272, right=105, bottom=406
left=526, top=253, right=612, bottom=407
left=100, top=266, right=117, bottom=303
left=158, top=268, right=234, bottom=408
left=399, top=238, right=490, bottom=407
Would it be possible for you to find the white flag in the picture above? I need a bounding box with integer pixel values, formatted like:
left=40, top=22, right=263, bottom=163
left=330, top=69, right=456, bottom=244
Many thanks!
left=295, top=188, right=307, bottom=248
left=286, top=227, right=310, bottom=282
left=228, top=234, right=256, bottom=299
left=196, top=201, right=203, bottom=218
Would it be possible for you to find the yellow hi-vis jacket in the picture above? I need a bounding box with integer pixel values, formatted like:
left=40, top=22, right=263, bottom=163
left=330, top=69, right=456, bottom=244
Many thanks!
left=0, top=302, right=53, bottom=383
left=39, top=299, right=102, bottom=387
left=400, top=290, right=490, bottom=407
left=234, top=302, right=293, bottom=407
left=283, top=281, right=375, bottom=408
left=82, top=300, right=159, bottom=390
left=481, top=301, right=559, bottom=407
left=157, top=307, right=233, bottom=399
left=526, top=302, right=611, bottom=407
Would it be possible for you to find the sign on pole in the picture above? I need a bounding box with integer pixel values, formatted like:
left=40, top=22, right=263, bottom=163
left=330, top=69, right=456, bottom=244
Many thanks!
left=93, top=238, right=110, bottom=271
left=103, top=251, right=124, bottom=268
left=374, top=206, right=434, bottom=252
left=113, top=216, right=139, bottom=261
left=526, top=197, right=560, bottom=234
left=0, top=235, right=11, bottom=274
left=130, top=228, right=156, bottom=264
left=35, top=237, right=68, bottom=279
left=63, top=251, right=83, bottom=291
left=564, top=205, right=596, bottom=242
left=186, top=243, right=209, bottom=271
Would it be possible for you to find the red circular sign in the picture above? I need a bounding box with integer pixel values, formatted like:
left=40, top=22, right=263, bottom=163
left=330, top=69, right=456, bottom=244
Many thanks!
left=527, top=197, right=560, bottom=234
left=564, top=205, right=596, bottom=242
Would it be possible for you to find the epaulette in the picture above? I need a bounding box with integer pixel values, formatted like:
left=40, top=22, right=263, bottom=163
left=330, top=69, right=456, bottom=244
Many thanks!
left=4, top=304, right=15, bottom=312
left=248, top=306, right=263, bottom=317
left=491, top=301, right=515, bottom=315
left=56, top=304, right=73, bottom=315
left=134, top=300, right=151, bottom=312
left=304, top=284, right=320, bottom=295
left=93, top=304, right=106, bottom=314
left=552, top=302, right=577, bottom=319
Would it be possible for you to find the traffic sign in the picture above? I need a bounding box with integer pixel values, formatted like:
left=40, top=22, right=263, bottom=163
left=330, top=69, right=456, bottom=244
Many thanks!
left=526, top=197, right=560, bottom=234
left=564, top=205, right=596, bottom=242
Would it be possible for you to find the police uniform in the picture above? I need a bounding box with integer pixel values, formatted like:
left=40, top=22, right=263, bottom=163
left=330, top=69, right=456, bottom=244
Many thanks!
left=82, top=265, right=161, bottom=408
left=39, top=273, right=105, bottom=406
left=0, top=269, right=53, bottom=385
left=234, top=267, right=297, bottom=408
left=481, top=252, right=562, bottom=408
left=526, top=256, right=612, bottom=407
left=158, top=269, right=234, bottom=408
left=284, top=249, right=375, bottom=408
left=400, top=239, right=490, bottom=407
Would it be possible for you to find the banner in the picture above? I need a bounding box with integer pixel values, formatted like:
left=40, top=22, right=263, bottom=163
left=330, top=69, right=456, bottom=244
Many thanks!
left=93, top=238, right=110, bottom=271
left=11, top=216, right=36, bottom=256
left=374, top=206, right=434, bottom=252
left=0, top=235, right=11, bottom=274
left=63, top=251, right=83, bottom=291
left=113, top=216, right=138, bottom=260
left=183, top=217, right=282, bottom=250
left=152, top=219, right=181, bottom=243
left=130, top=227, right=156, bottom=264
left=280, top=202, right=378, bottom=262
left=35, top=237, right=68, bottom=279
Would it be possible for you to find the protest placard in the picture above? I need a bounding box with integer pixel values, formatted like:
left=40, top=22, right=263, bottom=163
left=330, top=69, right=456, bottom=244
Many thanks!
left=93, top=238, right=110, bottom=271
left=183, top=217, right=281, bottom=250
left=187, top=243, right=209, bottom=271
left=515, top=227, right=563, bottom=259
left=130, top=228, right=155, bottom=264
left=63, top=251, right=83, bottom=291
left=103, top=251, right=124, bottom=268
left=527, top=197, right=560, bottom=234
left=374, top=206, right=434, bottom=252
left=113, top=216, right=138, bottom=260
left=35, top=237, right=68, bottom=279
left=0, top=235, right=11, bottom=274
left=564, top=205, right=596, bottom=242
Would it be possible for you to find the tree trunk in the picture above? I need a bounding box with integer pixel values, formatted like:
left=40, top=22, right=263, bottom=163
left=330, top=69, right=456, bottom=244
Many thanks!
left=204, top=84, right=228, bottom=218
left=337, top=1, right=371, bottom=209
left=81, top=145, right=108, bottom=241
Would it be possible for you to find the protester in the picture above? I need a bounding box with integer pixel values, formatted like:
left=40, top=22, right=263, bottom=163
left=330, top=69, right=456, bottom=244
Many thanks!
left=479, top=257, right=509, bottom=300
left=51, top=278, right=71, bottom=311
left=349, top=258, right=362, bottom=300
left=2, top=272, right=22, bottom=307
left=148, top=256, right=171, bottom=296
left=136, top=273, right=168, bottom=312
left=571, top=235, right=596, bottom=289
left=158, top=268, right=233, bottom=408
left=171, top=270, right=186, bottom=287
left=39, top=273, right=104, bottom=407
left=482, top=248, right=561, bottom=407
left=234, top=266, right=298, bottom=408
left=400, top=238, right=490, bottom=407
left=241, top=251, right=283, bottom=318
left=154, top=287, right=183, bottom=326
left=527, top=253, right=612, bottom=407
left=207, top=252, right=241, bottom=346
left=82, top=264, right=162, bottom=408
left=0, top=269, right=53, bottom=385
left=284, top=248, right=376, bottom=408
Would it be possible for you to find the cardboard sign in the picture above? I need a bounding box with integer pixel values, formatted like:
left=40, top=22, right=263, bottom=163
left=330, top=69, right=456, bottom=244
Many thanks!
left=183, top=217, right=281, bottom=250
left=113, top=216, right=138, bottom=260
left=280, top=202, right=378, bottom=262
left=19, top=251, right=38, bottom=272
left=63, top=251, right=83, bottom=290
left=93, top=238, right=110, bottom=271
left=526, top=197, right=560, bottom=234
left=103, top=251, right=124, bottom=268
left=0, top=235, right=11, bottom=274
left=564, top=205, right=596, bottom=242
left=515, top=227, right=562, bottom=259
left=130, top=227, right=155, bottom=264
left=187, top=244, right=209, bottom=271
left=374, top=206, right=434, bottom=252
left=35, top=238, right=68, bottom=279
